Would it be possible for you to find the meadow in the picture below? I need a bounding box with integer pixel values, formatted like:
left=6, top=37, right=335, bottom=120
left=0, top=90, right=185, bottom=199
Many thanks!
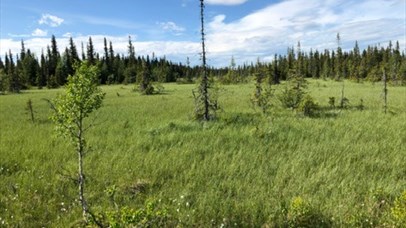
left=0, top=79, right=405, bottom=227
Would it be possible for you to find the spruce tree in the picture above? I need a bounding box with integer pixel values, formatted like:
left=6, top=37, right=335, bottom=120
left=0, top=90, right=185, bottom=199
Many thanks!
left=252, top=60, right=273, bottom=114
left=335, top=33, right=343, bottom=80
left=138, top=59, right=154, bottom=95
left=86, top=37, right=95, bottom=65
left=269, top=54, right=280, bottom=85
left=68, top=37, right=80, bottom=62
left=7, top=50, right=20, bottom=92
left=124, top=36, right=137, bottom=83
left=194, top=0, right=218, bottom=121
left=37, top=51, right=48, bottom=88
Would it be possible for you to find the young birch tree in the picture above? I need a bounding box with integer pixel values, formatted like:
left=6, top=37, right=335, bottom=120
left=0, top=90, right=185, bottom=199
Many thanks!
left=50, top=62, right=105, bottom=223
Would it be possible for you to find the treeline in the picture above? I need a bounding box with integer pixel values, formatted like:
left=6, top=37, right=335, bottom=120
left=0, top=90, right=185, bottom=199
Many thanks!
left=0, top=35, right=199, bottom=93
left=217, top=39, right=406, bottom=85
left=0, top=35, right=405, bottom=93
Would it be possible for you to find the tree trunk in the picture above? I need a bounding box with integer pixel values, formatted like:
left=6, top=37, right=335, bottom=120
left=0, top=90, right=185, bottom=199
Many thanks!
left=77, top=120, right=88, bottom=222
left=200, top=0, right=209, bottom=121
left=383, top=69, right=387, bottom=114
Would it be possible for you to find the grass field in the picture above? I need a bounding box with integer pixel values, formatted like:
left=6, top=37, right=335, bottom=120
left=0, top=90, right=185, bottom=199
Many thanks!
left=0, top=79, right=405, bottom=227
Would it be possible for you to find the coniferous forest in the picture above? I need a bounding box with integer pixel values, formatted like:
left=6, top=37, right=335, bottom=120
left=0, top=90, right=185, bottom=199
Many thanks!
left=1, top=35, right=405, bottom=94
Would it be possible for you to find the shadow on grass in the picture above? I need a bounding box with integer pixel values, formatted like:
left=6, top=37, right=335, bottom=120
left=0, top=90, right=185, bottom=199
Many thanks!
left=220, top=112, right=262, bottom=126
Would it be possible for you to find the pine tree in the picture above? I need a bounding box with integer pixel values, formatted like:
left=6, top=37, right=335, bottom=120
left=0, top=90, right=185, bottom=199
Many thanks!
left=296, top=41, right=305, bottom=78
left=81, top=42, right=86, bottom=61
left=222, top=56, right=239, bottom=84
left=252, top=60, right=273, bottom=114
left=0, top=68, right=8, bottom=94
left=124, top=36, right=137, bottom=84
left=68, top=37, right=80, bottom=67
left=100, top=37, right=110, bottom=84
left=37, top=50, right=48, bottom=88
left=269, top=54, right=280, bottom=85
left=0, top=57, right=8, bottom=93
left=21, top=50, right=40, bottom=86
left=194, top=0, right=218, bottom=121
left=47, top=46, right=58, bottom=88
left=86, top=37, right=95, bottom=65
left=7, top=50, right=20, bottom=92
left=55, top=51, right=69, bottom=85
left=0, top=57, right=4, bottom=71
left=138, top=59, right=154, bottom=95
left=335, top=33, right=343, bottom=80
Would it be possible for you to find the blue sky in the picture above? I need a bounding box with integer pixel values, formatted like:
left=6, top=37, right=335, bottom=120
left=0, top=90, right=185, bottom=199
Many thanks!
left=0, top=0, right=405, bottom=66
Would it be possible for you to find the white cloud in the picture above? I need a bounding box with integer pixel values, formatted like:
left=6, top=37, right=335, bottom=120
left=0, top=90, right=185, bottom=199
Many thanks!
left=7, top=33, right=30, bottom=38
left=77, top=15, right=140, bottom=29
left=0, top=0, right=404, bottom=67
left=203, top=0, right=405, bottom=65
left=206, top=0, right=248, bottom=5
left=32, top=29, right=48, bottom=37
left=158, top=21, right=185, bottom=35
left=62, top=32, right=72, bottom=38
left=38, top=14, right=64, bottom=27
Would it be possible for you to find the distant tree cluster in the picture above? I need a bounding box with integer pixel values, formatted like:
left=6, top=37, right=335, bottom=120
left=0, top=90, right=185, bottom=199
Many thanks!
left=0, top=35, right=199, bottom=93
left=215, top=40, right=406, bottom=86
left=0, top=35, right=405, bottom=94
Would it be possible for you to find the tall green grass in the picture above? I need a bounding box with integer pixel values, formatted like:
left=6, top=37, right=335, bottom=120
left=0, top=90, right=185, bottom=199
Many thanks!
left=0, top=80, right=405, bottom=226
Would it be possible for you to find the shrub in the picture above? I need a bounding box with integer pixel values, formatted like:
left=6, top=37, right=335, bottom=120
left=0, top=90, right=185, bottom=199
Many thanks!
left=299, top=95, right=318, bottom=117
left=267, top=197, right=331, bottom=227
left=391, top=190, right=406, bottom=226
left=279, top=70, right=307, bottom=110
left=328, top=97, right=335, bottom=108
left=287, top=197, right=331, bottom=228
left=96, top=199, right=172, bottom=227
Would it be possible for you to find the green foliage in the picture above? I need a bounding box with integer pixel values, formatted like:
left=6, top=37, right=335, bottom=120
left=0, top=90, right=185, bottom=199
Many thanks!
left=251, top=64, right=274, bottom=114
left=287, top=197, right=331, bottom=227
left=49, top=62, right=105, bottom=223
left=328, top=97, right=335, bottom=108
left=251, top=87, right=273, bottom=115
left=299, top=95, right=318, bottom=117
left=139, top=60, right=154, bottom=95
left=357, top=98, right=365, bottom=111
left=25, top=99, right=35, bottom=123
left=0, top=69, right=9, bottom=94
left=96, top=199, right=171, bottom=227
left=391, top=190, right=406, bottom=226
left=279, top=69, right=307, bottom=110
left=345, top=188, right=395, bottom=227
left=192, top=78, right=220, bottom=120
left=50, top=63, right=105, bottom=142
left=339, top=97, right=350, bottom=109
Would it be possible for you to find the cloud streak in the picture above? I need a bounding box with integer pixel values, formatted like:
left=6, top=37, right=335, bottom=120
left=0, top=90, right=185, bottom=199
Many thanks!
left=158, top=21, right=185, bottom=36
left=32, top=28, right=48, bottom=37
left=206, top=0, right=248, bottom=5
left=76, top=15, right=142, bottom=30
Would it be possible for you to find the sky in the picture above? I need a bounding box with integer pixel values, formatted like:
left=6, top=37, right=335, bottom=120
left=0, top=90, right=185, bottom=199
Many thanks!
left=0, top=0, right=405, bottom=67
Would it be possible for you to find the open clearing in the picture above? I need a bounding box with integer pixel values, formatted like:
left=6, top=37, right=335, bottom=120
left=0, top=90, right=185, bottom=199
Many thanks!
left=0, top=79, right=405, bottom=226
